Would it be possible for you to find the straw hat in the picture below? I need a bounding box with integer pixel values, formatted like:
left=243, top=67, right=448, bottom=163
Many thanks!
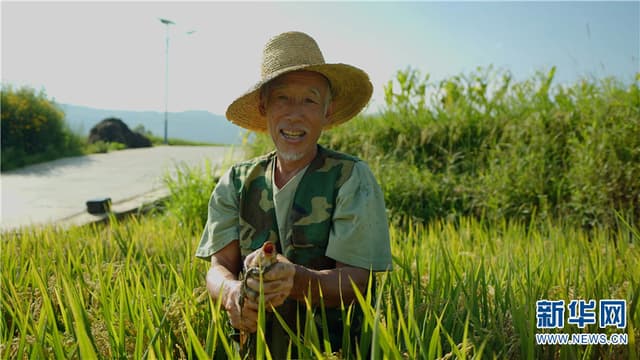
left=225, top=31, right=373, bottom=132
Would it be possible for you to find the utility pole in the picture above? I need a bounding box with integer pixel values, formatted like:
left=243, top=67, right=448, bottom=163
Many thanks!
left=160, top=18, right=174, bottom=145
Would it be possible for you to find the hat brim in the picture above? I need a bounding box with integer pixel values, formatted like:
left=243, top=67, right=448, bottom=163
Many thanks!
left=225, top=63, right=372, bottom=132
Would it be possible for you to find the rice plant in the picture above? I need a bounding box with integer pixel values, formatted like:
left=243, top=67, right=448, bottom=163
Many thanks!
left=2, top=212, right=638, bottom=359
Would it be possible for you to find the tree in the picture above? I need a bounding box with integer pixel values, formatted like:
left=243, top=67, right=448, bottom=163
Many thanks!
left=1, top=85, right=83, bottom=171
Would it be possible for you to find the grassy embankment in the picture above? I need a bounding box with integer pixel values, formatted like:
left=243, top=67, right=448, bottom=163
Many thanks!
left=2, top=67, right=639, bottom=358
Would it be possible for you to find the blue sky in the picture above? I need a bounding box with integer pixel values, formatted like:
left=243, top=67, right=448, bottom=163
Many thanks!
left=2, top=1, right=638, bottom=115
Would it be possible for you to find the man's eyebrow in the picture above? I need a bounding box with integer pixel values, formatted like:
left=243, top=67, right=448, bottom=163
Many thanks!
left=269, top=84, right=323, bottom=97
left=309, top=88, right=322, bottom=97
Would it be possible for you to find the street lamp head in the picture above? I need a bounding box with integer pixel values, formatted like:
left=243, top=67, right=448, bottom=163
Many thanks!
left=159, top=18, right=175, bottom=25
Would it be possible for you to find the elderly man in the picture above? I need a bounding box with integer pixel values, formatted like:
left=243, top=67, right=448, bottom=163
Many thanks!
left=196, top=31, right=392, bottom=357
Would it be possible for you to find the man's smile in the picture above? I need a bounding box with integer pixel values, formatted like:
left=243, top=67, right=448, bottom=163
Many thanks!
left=280, top=129, right=307, bottom=141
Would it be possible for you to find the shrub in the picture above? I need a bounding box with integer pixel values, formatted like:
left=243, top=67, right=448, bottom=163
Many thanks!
left=1, top=85, right=84, bottom=171
left=342, top=68, right=639, bottom=228
left=85, top=141, right=127, bottom=154
left=246, top=67, right=640, bottom=229
left=163, top=160, right=221, bottom=233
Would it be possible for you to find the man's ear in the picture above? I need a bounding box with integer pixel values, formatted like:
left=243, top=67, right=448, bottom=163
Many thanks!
left=324, top=101, right=335, bottom=124
left=259, top=100, right=267, bottom=116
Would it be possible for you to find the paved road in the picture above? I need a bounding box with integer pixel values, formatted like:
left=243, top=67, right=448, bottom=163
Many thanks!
left=1, top=145, right=241, bottom=231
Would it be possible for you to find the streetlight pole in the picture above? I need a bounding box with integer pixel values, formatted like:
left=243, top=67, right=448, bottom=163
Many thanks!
left=160, top=18, right=174, bottom=145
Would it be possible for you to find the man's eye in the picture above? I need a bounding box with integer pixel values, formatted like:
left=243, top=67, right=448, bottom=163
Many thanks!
left=305, top=98, right=318, bottom=104
left=277, top=95, right=288, bottom=100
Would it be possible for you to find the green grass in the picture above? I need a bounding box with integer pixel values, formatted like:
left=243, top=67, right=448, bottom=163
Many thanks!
left=84, top=141, right=128, bottom=154
left=161, top=159, right=223, bottom=234
left=83, top=137, right=221, bottom=155
left=147, top=135, right=222, bottom=147
left=2, top=211, right=638, bottom=359
left=248, top=67, right=640, bottom=230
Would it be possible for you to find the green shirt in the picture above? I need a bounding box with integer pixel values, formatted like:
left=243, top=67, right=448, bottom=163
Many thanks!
left=196, top=159, right=392, bottom=271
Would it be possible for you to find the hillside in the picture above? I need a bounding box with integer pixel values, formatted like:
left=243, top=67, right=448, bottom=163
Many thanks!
left=60, top=104, right=245, bottom=145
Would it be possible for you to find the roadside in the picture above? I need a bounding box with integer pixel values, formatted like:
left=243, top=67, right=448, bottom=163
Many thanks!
left=1, top=145, right=241, bottom=232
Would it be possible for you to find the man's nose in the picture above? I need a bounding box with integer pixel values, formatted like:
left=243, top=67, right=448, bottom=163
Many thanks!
left=283, top=102, right=306, bottom=120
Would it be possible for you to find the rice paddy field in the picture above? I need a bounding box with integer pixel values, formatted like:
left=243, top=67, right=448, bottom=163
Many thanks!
left=1, top=214, right=638, bottom=359
left=2, top=67, right=639, bottom=358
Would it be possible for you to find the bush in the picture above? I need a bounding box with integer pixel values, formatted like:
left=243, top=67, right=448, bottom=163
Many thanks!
left=1, top=85, right=84, bottom=171
left=85, top=141, right=127, bottom=154
left=246, top=67, right=640, bottom=229
left=333, top=68, right=639, bottom=228
left=163, top=160, right=220, bottom=233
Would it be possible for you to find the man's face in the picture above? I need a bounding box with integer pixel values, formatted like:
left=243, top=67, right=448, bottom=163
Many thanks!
left=261, top=71, right=332, bottom=165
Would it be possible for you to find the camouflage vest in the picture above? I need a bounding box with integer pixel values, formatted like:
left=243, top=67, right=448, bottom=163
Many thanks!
left=231, top=145, right=362, bottom=356
left=233, top=145, right=358, bottom=265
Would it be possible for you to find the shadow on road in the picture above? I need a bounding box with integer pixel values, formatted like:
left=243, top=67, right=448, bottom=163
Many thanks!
left=3, top=154, right=97, bottom=176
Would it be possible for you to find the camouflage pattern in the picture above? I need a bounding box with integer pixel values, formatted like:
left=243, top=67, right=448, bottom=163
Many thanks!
left=232, top=145, right=357, bottom=265
left=230, top=145, right=361, bottom=356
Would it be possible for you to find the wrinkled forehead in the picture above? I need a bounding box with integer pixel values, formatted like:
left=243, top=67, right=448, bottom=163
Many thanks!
left=264, top=70, right=331, bottom=95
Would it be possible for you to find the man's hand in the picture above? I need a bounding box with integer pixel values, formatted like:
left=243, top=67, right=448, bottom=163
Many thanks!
left=206, top=241, right=261, bottom=333
left=222, top=280, right=259, bottom=333
left=244, top=254, right=295, bottom=309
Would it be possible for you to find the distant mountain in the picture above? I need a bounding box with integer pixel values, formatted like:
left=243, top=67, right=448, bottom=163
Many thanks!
left=59, top=104, right=245, bottom=145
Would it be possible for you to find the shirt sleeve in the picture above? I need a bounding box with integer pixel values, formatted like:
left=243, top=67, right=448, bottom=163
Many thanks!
left=325, top=161, right=393, bottom=271
left=195, top=166, right=240, bottom=261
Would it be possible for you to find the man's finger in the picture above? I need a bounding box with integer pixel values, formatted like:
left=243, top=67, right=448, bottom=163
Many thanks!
left=243, top=256, right=257, bottom=271
left=263, top=292, right=288, bottom=309
left=243, top=286, right=259, bottom=302
left=230, top=307, right=258, bottom=333
left=238, top=316, right=257, bottom=333
left=241, top=297, right=260, bottom=311
left=244, top=278, right=292, bottom=295
left=262, top=263, right=295, bottom=281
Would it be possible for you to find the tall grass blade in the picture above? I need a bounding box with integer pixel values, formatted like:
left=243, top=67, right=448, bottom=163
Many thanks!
left=61, top=278, right=99, bottom=358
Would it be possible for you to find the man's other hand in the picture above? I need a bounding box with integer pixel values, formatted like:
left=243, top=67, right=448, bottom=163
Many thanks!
left=245, top=254, right=295, bottom=309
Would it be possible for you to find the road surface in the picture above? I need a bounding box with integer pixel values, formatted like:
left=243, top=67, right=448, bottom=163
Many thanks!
left=1, top=145, right=241, bottom=232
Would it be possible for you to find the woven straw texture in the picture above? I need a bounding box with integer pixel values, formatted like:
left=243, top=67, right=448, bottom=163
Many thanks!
left=225, top=32, right=372, bottom=132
